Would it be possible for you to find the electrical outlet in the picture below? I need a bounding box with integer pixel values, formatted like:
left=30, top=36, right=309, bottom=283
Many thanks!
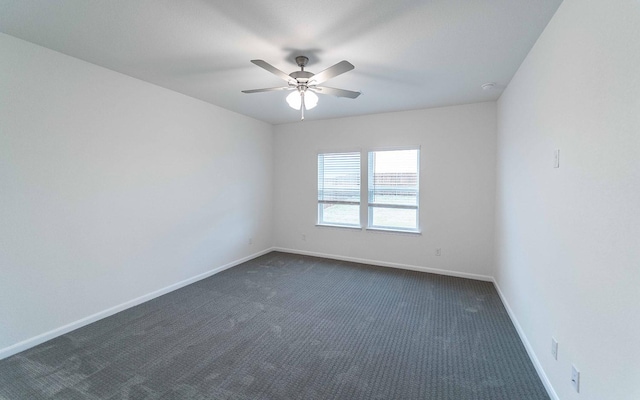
left=551, top=337, right=558, bottom=360
left=435, top=248, right=441, bottom=256
left=571, top=364, right=580, bottom=393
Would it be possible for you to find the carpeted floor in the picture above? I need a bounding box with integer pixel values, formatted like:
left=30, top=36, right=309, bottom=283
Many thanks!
left=0, top=252, right=549, bottom=400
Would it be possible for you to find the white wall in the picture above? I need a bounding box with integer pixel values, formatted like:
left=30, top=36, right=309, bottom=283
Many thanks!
left=0, top=33, right=274, bottom=355
left=495, top=1, right=640, bottom=399
left=273, top=103, right=497, bottom=279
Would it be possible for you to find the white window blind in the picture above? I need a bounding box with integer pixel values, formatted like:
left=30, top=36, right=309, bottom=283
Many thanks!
left=318, top=152, right=361, bottom=227
left=368, top=149, right=419, bottom=231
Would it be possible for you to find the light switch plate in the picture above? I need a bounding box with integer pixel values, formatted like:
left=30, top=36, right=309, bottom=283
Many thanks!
left=571, top=364, right=580, bottom=393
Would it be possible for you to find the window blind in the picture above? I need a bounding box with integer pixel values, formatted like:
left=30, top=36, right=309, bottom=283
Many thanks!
left=317, top=152, right=361, bottom=226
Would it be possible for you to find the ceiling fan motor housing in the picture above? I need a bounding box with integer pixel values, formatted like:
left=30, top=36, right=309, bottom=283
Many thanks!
left=289, top=70, right=314, bottom=89
left=291, top=56, right=314, bottom=91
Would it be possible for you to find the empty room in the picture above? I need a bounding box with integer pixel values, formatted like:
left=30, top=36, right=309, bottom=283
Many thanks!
left=0, top=1, right=638, bottom=399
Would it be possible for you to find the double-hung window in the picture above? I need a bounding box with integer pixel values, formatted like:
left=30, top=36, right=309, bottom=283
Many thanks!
left=367, top=149, right=420, bottom=232
left=317, top=152, right=361, bottom=227
left=317, top=148, right=420, bottom=232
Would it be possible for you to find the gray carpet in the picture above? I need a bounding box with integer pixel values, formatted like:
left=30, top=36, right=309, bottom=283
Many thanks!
left=0, top=252, right=549, bottom=400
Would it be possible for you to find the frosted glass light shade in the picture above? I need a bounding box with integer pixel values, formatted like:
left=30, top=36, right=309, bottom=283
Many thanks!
left=286, top=91, right=301, bottom=109
left=286, top=90, right=318, bottom=110
left=304, top=90, right=318, bottom=109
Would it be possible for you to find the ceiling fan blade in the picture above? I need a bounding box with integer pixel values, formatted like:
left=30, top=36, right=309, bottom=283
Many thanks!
left=251, top=60, right=294, bottom=83
left=309, top=61, right=354, bottom=85
left=312, top=86, right=361, bottom=99
left=242, top=87, right=294, bottom=94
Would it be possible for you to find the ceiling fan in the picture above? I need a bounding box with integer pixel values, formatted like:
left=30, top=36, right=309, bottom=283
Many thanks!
left=242, top=56, right=361, bottom=120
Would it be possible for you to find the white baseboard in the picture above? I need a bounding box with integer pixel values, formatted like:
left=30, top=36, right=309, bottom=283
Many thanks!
left=0, top=248, right=274, bottom=360
left=492, top=278, right=559, bottom=400
left=272, top=247, right=494, bottom=282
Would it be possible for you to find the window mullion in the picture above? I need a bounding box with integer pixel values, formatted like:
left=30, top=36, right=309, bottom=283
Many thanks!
left=361, top=149, right=368, bottom=228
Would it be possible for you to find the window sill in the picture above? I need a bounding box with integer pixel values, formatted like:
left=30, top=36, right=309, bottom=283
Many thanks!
left=366, top=227, right=422, bottom=236
left=316, top=224, right=363, bottom=230
left=314, top=224, right=421, bottom=235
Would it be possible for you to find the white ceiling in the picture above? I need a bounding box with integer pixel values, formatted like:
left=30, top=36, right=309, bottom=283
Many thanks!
left=0, top=0, right=562, bottom=125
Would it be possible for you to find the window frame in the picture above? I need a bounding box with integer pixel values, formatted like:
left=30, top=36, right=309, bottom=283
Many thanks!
left=316, top=150, right=362, bottom=228
left=366, top=147, right=421, bottom=233
left=315, top=147, right=421, bottom=234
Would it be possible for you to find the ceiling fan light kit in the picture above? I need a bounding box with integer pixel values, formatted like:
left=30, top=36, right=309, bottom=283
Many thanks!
left=242, top=55, right=361, bottom=120
left=286, top=90, right=318, bottom=110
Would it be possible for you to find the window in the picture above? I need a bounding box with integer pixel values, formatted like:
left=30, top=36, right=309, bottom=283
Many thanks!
left=368, top=149, right=420, bottom=231
left=317, top=148, right=420, bottom=233
left=317, top=152, right=361, bottom=227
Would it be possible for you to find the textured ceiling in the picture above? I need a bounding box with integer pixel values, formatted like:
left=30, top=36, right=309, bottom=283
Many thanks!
left=0, top=0, right=562, bottom=124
